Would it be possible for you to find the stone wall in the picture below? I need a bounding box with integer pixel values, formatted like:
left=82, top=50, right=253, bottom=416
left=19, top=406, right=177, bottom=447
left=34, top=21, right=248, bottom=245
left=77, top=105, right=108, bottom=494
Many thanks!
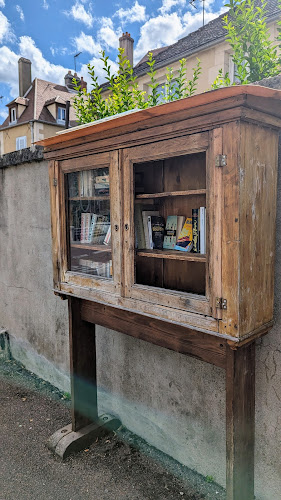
left=1, top=84, right=281, bottom=498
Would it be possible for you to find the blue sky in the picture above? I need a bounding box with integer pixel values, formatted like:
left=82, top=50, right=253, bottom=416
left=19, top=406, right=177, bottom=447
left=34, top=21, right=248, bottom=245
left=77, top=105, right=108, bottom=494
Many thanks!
left=0, top=0, right=226, bottom=121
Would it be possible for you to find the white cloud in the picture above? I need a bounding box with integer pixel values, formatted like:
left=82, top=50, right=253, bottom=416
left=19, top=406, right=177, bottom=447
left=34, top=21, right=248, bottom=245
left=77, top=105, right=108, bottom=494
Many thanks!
left=0, top=11, right=14, bottom=43
left=0, top=46, right=19, bottom=96
left=134, top=3, right=227, bottom=63
left=80, top=56, right=119, bottom=86
left=16, top=5, right=24, bottom=22
left=0, top=0, right=5, bottom=8
left=134, top=13, right=183, bottom=61
left=114, top=1, right=146, bottom=23
left=42, top=0, right=49, bottom=10
left=74, top=31, right=102, bottom=55
left=18, top=36, right=68, bottom=85
left=159, top=0, right=186, bottom=15
left=64, top=1, right=93, bottom=28
left=97, top=17, right=122, bottom=49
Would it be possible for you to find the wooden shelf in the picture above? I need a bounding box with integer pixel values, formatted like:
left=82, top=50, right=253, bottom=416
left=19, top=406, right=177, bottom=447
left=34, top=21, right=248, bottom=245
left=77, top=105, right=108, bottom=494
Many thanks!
left=71, top=243, right=111, bottom=252
left=69, top=196, right=109, bottom=201
left=135, top=189, right=206, bottom=200
left=136, top=249, right=206, bottom=262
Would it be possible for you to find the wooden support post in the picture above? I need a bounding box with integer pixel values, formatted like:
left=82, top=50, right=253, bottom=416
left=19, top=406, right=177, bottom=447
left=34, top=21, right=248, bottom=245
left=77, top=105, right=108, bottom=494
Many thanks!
left=226, top=342, right=255, bottom=500
left=69, top=296, right=97, bottom=431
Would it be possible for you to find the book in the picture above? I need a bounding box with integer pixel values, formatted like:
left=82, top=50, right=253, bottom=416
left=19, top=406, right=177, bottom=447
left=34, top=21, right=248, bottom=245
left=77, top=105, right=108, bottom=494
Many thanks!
left=163, top=215, right=184, bottom=250
left=142, top=210, right=159, bottom=249
left=151, top=215, right=165, bottom=249
left=192, top=209, right=200, bottom=253
left=103, top=225, right=111, bottom=245
left=80, top=213, right=87, bottom=243
left=134, top=204, right=146, bottom=249
left=199, top=207, right=206, bottom=255
left=174, top=217, right=193, bottom=252
left=89, top=214, right=97, bottom=242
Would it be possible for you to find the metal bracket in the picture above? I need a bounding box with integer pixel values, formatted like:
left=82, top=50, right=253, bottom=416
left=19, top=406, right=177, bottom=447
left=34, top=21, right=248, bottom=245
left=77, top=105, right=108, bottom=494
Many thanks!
left=215, top=154, right=227, bottom=167
left=216, top=297, right=227, bottom=310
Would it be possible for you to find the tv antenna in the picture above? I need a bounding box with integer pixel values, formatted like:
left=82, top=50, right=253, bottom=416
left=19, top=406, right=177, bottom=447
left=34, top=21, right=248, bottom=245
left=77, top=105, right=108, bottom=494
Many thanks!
left=190, top=0, right=205, bottom=26
left=74, top=52, right=82, bottom=72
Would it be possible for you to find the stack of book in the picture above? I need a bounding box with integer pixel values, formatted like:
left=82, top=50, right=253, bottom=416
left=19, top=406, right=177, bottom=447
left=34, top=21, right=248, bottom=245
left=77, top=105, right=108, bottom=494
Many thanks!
left=135, top=206, right=206, bottom=254
left=94, top=175, right=109, bottom=196
left=78, top=258, right=112, bottom=277
left=71, top=212, right=111, bottom=246
left=68, top=170, right=109, bottom=198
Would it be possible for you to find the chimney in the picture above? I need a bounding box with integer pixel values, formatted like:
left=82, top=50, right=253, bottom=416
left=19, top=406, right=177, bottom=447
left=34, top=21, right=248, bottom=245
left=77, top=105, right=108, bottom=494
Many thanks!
left=18, top=57, right=32, bottom=97
left=64, top=70, right=74, bottom=88
left=119, top=32, right=134, bottom=68
left=80, top=77, right=87, bottom=92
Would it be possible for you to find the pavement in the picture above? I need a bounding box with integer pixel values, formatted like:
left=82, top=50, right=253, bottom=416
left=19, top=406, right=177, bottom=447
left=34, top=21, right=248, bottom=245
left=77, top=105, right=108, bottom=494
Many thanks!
left=0, top=357, right=225, bottom=500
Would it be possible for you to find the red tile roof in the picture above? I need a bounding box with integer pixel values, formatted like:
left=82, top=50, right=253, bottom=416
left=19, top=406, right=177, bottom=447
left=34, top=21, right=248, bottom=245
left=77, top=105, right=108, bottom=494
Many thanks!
left=0, top=78, right=78, bottom=129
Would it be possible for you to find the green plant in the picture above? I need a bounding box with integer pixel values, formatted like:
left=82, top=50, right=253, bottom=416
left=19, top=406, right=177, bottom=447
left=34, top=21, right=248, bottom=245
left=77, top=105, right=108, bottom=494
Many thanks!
left=212, top=0, right=280, bottom=87
left=205, top=475, right=215, bottom=483
left=73, top=50, right=201, bottom=125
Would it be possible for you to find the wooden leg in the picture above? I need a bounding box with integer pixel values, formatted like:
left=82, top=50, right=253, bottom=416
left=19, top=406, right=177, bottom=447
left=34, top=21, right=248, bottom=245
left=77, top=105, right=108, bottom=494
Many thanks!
left=226, top=342, right=255, bottom=500
left=69, top=296, right=98, bottom=431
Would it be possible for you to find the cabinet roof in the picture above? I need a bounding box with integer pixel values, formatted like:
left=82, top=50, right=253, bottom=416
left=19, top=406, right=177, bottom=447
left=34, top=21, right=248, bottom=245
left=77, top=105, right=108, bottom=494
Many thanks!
left=39, top=85, right=281, bottom=150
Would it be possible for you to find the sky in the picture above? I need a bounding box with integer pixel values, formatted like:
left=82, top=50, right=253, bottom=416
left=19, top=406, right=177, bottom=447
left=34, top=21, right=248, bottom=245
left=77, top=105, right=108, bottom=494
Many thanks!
left=0, top=0, right=227, bottom=121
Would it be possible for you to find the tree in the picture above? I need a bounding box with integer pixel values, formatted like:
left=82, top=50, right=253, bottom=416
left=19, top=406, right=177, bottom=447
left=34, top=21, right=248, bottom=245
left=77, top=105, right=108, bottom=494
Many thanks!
left=212, top=0, right=280, bottom=88
left=73, top=49, right=201, bottom=124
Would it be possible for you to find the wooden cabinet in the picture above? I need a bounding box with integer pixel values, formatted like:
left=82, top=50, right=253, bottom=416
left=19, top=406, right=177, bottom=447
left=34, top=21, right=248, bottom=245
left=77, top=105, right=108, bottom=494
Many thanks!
left=44, top=86, right=281, bottom=346
left=42, top=86, right=281, bottom=499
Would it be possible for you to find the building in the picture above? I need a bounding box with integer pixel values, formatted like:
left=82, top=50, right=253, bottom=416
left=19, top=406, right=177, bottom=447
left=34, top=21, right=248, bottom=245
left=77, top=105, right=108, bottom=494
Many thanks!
left=116, top=0, right=280, bottom=97
left=0, top=58, right=87, bottom=155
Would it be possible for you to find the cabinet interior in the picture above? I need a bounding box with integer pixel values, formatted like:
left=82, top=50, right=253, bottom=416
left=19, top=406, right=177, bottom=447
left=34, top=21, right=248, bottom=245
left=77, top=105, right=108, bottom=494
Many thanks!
left=134, top=152, right=206, bottom=295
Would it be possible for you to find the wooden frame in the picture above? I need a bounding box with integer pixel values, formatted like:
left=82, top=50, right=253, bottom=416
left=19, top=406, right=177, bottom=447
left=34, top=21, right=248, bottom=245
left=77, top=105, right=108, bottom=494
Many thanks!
left=42, top=86, right=281, bottom=499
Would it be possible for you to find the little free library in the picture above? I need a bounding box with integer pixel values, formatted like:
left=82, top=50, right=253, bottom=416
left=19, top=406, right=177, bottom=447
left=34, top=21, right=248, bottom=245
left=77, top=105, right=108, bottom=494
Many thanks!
left=40, top=85, right=281, bottom=500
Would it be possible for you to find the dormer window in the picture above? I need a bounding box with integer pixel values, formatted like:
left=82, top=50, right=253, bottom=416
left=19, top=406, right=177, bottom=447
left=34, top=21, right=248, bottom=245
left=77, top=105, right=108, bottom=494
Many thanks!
left=10, top=107, right=17, bottom=124
left=57, top=106, right=66, bottom=124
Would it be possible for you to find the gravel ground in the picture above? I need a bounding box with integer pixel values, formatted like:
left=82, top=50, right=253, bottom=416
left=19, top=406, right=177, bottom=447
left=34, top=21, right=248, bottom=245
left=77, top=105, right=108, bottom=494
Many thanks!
left=0, top=357, right=226, bottom=500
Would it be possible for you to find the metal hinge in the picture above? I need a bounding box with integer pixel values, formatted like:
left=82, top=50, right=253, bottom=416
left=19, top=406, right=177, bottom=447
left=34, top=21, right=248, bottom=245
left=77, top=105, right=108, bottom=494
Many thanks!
left=53, top=178, right=58, bottom=186
left=215, top=154, right=227, bottom=167
left=216, top=297, right=227, bottom=310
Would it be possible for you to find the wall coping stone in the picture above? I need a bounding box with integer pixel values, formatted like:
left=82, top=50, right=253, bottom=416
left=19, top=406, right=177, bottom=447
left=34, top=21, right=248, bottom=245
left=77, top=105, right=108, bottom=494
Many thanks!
left=0, top=145, right=44, bottom=168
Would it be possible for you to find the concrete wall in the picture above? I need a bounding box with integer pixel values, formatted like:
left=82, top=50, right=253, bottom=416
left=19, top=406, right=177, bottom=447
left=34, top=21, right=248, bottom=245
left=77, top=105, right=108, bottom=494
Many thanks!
left=1, top=86, right=281, bottom=499
left=0, top=148, right=70, bottom=389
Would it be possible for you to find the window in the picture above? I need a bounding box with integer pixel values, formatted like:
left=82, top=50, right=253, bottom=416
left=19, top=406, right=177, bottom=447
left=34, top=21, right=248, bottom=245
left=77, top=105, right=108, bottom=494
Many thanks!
left=57, top=106, right=66, bottom=124
left=10, top=107, right=17, bottom=124
left=16, top=136, right=27, bottom=150
left=155, top=80, right=179, bottom=104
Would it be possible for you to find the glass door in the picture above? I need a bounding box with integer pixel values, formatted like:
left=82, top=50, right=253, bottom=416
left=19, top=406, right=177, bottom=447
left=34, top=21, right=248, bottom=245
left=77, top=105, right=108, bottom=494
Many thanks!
left=122, top=132, right=222, bottom=318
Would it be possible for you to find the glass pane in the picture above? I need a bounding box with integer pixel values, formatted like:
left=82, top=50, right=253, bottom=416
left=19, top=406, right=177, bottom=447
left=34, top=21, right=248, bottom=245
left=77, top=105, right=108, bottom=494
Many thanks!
left=134, top=152, right=206, bottom=295
left=67, top=168, right=112, bottom=279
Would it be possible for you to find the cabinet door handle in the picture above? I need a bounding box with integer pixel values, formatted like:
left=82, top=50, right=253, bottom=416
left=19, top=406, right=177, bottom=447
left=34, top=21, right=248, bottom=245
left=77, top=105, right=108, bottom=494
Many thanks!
left=124, top=224, right=129, bottom=231
left=114, top=224, right=119, bottom=231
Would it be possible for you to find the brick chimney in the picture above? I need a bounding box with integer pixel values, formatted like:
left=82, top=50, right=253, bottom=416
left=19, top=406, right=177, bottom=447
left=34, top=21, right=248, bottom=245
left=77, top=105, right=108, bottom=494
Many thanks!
left=64, top=70, right=87, bottom=92
left=18, top=57, right=32, bottom=97
left=119, top=32, right=134, bottom=68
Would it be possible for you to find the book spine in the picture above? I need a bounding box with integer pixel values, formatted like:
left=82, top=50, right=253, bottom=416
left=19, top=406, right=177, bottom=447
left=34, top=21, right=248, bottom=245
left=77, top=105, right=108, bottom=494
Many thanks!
left=199, top=207, right=206, bottom=254
left=80, top=213, right=86, bottom=243
left=192, top=209, right=200, bottom=253
left=142, top=213, right=150, bottom=249
left=147, top=216, right=153, bottom=249
left=134, top=205, right=146, bottom=249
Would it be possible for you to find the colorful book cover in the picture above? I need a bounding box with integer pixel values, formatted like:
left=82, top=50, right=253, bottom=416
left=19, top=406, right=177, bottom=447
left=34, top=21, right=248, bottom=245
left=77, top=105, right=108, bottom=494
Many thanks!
left=174, top=217, right=193, bottom=252
left=151, top=215, right=165, bottom=250
left=192, top=209, right=200, bottom=253
left=163, top=215, right=178, bottom=250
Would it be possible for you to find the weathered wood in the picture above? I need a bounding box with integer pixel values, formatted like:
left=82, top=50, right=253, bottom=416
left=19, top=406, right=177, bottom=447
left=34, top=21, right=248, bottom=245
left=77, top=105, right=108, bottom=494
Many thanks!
left=220, top=122, right=240, bottom=337
left=81, top=299, right=227, bottom=369
left=40, top=86, right=281, bottom=152
left=238, top=123, right=278, bottom=336
left=207, top=128, right=223, bottom=319
left=136, top=249, right=206, bottom=261
left=60, top=282, right=220, bottom=332
left=69, top=297, right=97, bottom=431
left=136, top=189, right=206, bottom=199
left=226, top=342, right=255, bottom=500
left=48, top=160, right=61, bottom=289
